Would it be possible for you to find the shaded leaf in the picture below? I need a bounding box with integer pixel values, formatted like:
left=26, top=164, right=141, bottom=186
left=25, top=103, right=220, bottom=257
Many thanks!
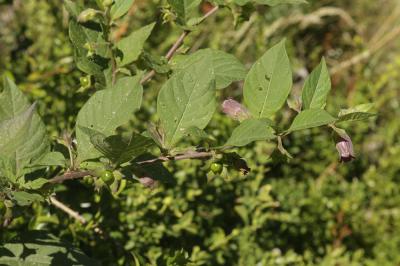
left=243, top=39, right=292, bottom=118
left=23, top=178, right=48, bottom=190
left=0, top=78, right=49, bottom=179
left=0, top=231, right=100, bottom=265
left=84, top=127, right=154, bottom=165
left=9, top=191, right=44, bottom=206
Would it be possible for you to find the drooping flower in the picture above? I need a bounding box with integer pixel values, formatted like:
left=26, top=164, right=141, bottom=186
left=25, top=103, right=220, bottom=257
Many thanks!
left=335, top=136, right=355, bottom=162
left=221, top=99, right=251, bottom=121
left=139, top=177, right=158, bottom=189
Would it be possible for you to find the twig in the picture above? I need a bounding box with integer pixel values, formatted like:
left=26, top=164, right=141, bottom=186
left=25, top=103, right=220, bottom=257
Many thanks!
left=136, top=151, right=214, bottom=165
left=47, top=151, right=213, bottom=183
left=140, top=5, right=219, bottom=84
left=368, top=2, right=400, bottom=46
left=263, top=7, right=358, bottom=41
left=330, top=25, right=400, bottom=74
left=48, top=171, right=92, bottom=184
left=50, top=196, right=87, bottom=224
left=50, top=196, right=104, bottom=234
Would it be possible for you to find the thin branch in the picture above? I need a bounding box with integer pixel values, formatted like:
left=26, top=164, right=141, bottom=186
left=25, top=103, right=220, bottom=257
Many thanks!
left=331, top=25, right=400, bottom=74
left=48, top=171, right=92, bottom=184
left=50, top=196, right=87, bottom=224
left=140, top=5, right=219, bottom=84
left=50, top=196, right=104, bottom=234
left=136, top=151, right=214, bottom=165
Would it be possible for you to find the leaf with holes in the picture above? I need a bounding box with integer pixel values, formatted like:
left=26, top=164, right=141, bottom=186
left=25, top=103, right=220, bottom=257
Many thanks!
left=76, top=75, right=143, bottom=162
left=243, top=39, right=292, bottom=118
left=157, top=58, right=216, bottom=148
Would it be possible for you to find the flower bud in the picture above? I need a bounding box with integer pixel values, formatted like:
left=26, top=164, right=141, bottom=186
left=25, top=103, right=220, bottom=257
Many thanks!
left=221, top=99, right=251, bottom=121
left=103, top=0, right=113, bottom=8
left=335, top=136, right=355, bottom=162
left=78, top=9, right=98, bottom=23
left=139, top=177, right=158, bottom=189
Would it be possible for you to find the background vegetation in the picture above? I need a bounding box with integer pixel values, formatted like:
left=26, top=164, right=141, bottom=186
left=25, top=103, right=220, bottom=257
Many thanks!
left=1, top=0, right=400, bottom=265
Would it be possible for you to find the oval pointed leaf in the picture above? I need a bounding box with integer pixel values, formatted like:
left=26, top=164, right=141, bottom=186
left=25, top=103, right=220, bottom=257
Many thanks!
left=157, top=58, right=216, bottom=148
left=116, top=22, right=156, bottom=67
left=301, top=58, right=331, bottom=110
left=225, top=118, right=275, bottom=147
left=76, top=75, right=143, bottom=161
left=243, top=39, right=292, bottom=118
left=0, top=78, right=49, bottom=178
left=167, top=0, right=202, bottom=25
left=173, top=49, right=247, bottom=89
left=288, top=109, right=336, bottom=132
left=111, top=0, right=135, bottom=20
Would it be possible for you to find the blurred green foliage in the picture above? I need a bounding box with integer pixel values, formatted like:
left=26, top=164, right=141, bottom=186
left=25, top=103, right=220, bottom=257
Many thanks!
left=1, top=0, right=400, bottom=265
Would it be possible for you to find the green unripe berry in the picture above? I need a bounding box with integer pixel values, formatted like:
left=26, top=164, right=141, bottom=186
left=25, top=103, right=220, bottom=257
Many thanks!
left=100, top=170, right=114, bottom=183
left=80, top=76, right=91, bottom=89
left=210, top=162, right=223, bottom=174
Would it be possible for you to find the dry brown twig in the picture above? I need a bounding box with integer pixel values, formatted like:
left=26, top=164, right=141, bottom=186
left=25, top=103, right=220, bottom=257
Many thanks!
left=263, top=7, right=358, bottom=41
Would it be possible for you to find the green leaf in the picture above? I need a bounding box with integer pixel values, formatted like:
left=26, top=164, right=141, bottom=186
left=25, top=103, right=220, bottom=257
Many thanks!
left=110, top=0, right=135, bottom=20
left=23, top=178, right=48, bottom=190
left=254, top=0, right=307, bottom=6
left=84, top=128, right=154, bottom=165
left=172, top=49, right=247, bottom=89
left=32, top=152, right=66, bottom=167
left=157, top=58, right=216, bottom=148
left=64, top=0, right=84, bottom=18
left=287, top=109, right=336, bottom=132
left=0, top=232, right=100, bottom=265
left=243, top=39, right=292, bottom=118
left=301, top=58, right=331, bottom=110
left=9, top=191, right=44, bottom=206
left=337, top=103, right=376, bottom=123
left=167, top=0, right=202, bottom=25
left=225, top=118, right=275, bottom=147
left=76, top=75, right=143, bottom=161
left=116, top=22, right=156, bottom=67
left=0, top=78, right=49, bottom=179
